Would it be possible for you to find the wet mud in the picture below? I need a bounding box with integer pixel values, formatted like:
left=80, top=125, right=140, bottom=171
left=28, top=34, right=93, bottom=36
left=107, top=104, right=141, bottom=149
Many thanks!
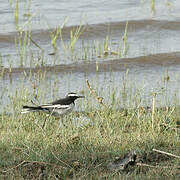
left=1, top=20, right=180, bottom=44
left=1, top=52, right=180, bottom=76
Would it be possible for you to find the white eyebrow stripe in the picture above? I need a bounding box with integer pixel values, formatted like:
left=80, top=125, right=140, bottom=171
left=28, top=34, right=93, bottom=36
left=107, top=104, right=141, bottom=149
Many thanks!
left=68, top=94, right=78, bottom=96
left=41, top=104, right=70, bottom=109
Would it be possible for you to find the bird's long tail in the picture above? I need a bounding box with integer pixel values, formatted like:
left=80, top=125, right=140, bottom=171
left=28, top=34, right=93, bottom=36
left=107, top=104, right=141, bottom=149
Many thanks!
left=21, top=105, right=44, bottom=114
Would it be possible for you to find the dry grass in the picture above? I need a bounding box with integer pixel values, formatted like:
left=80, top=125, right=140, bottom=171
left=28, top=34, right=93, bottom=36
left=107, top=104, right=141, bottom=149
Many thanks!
left=0, top=103, right=179, bottom=179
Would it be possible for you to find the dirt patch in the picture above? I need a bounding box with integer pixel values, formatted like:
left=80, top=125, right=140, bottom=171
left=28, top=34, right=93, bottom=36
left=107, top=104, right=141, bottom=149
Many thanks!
left=138, top=151, right=172, bottom=165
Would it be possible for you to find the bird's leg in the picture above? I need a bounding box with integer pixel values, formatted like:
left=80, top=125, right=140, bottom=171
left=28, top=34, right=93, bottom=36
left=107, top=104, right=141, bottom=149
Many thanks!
left=42, top=108, right=55, bottom=129
left=59, top=117, right=68, bottom=128
left=51, top=107, right=56, bottom=116
left=42, top=117, right=47, bottom=129
left=58, top=118, right=63, bottom=128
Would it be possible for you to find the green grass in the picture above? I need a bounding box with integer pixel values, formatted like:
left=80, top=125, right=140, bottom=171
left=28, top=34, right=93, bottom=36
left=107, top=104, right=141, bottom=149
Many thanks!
left=0, top=100, right=179, bottom=179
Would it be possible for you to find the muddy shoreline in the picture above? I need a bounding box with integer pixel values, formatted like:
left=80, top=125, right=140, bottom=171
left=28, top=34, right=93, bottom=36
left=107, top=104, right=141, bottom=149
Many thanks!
left=1, top=52, right=180, bottom=75
left=1, top=20, right=180, bottom=43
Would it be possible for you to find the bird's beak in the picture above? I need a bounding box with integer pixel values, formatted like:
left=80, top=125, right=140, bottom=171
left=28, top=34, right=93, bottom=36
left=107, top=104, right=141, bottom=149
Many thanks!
left=78, top=95, right=85, bottom=98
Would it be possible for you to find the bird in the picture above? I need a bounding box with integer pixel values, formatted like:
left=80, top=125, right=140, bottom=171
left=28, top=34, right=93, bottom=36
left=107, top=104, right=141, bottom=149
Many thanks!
left=21, top=92, right=85, bottom=117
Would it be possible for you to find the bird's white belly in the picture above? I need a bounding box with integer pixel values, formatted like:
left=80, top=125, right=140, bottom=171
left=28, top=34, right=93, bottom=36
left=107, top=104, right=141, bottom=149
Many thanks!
left=51, top=103, right=75, bottom=117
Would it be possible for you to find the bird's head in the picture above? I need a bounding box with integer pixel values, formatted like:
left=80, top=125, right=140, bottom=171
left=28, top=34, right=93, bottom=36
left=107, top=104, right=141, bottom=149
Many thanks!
left=67, top=92, right=85, bottom=101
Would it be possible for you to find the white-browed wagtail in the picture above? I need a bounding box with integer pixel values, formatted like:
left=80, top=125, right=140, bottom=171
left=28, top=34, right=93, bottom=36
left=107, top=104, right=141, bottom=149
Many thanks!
left=21, top=92, right=85, bottom=117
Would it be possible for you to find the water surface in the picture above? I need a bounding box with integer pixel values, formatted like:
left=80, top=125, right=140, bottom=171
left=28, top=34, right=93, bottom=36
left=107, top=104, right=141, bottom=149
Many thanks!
left=0, top=0, right=180, bottom=113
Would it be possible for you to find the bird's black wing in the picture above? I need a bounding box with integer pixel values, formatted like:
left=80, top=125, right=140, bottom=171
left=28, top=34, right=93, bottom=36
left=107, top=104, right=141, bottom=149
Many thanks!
left=51, top=97, right=73, bottom=105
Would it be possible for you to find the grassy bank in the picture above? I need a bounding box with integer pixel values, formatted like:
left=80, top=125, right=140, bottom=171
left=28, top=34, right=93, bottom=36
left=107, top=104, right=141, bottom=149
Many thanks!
left=0, top=100, right=179, bottom=179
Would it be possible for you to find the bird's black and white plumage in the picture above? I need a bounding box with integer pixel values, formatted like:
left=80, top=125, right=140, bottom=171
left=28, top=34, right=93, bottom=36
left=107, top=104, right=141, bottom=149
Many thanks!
left=21, top=92, right=85, bottom=117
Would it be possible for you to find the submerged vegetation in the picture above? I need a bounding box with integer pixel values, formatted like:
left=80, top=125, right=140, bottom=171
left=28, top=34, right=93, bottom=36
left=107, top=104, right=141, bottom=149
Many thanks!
left=0, top=0, right=180, bottom=179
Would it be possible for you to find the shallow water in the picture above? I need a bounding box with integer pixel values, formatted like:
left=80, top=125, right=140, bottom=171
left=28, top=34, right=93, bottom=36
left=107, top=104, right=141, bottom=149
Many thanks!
left=0, top=1, right=180, bottom=113
left=1, top=0, right=180, bottom=34
left=2, top=53, right=180, bottom=114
